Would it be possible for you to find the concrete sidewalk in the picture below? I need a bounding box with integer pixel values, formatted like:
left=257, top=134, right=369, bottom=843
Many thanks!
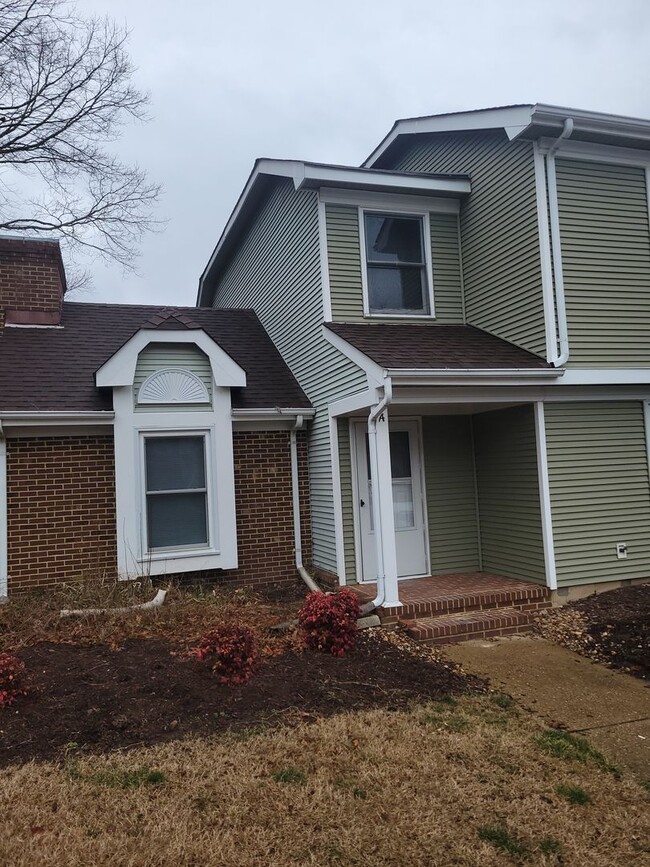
left=446, top=636, right=650, bottom=780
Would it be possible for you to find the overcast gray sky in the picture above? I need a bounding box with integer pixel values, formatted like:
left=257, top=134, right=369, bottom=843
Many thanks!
left=80, top=0, right=650, bottom=307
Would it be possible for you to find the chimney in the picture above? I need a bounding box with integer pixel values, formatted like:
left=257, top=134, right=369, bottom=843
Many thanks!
left=0, top=236, right=66, bottom=326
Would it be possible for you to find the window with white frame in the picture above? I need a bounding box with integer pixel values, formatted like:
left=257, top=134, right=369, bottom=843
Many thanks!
left=143, top=433, right=211, bottom=551
left=362, top=211, right=431, bottom=315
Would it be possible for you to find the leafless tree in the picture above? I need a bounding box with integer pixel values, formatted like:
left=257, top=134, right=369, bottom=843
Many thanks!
left=0, top=0, right=161, bottom=274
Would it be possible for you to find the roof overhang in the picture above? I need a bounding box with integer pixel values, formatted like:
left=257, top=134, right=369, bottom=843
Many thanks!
left=364, top=103, right=650, bottom=168
left=323, top=325, right=563, bottom=388
left=197, top=159, right=470, bottom=306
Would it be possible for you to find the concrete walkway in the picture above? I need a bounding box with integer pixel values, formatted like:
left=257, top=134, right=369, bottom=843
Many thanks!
left=446, top=636, right=650, bottom=780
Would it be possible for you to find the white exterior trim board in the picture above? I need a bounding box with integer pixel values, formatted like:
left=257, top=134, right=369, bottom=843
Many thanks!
left=317, top=195, right=333, bottom=322
left=534, top=401, right=557, bottom=590
left=319, top=187, right=460, bottom=213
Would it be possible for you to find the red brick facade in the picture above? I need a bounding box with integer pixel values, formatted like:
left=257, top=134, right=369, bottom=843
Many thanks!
left=0, top=237, right=65, bottom=326
left=6, top=429, right=312, bottom=594
left=6, top=435, right=117, bottom=593
left=219, top=430, right=312, bottom=587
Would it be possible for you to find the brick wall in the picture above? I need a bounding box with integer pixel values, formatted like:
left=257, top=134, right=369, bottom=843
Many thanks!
left=6, top=429, right=312, bottom=593
left=217, top=429, right=312, bottom=587
left=0, top=237, right=65, bottom=325
left=6, top=435, right=117, bottom=593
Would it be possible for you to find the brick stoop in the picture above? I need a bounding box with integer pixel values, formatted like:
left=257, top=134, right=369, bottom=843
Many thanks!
left=403, top=607, right=536, bottom=645
left=353, top=573, right=552, bottom=645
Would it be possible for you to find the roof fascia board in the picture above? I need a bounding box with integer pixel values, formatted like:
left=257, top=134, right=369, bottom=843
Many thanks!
left=0, top=411, right=115, bottom=426
left=96, top=329, right=246, bottom=389
left=387, top=369, right=563, bottom=387
left=363, top=105, right=535, bottom=167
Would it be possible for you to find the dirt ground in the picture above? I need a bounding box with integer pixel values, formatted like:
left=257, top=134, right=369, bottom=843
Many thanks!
left=535, top=583, right=650, bottom=678
left=0, top=631, right=482, bottom=766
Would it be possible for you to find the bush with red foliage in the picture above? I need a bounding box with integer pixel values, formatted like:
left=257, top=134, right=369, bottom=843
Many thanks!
left=0, top=652, right=28, bottom=707
left=298, top=589, right=361, bottom=657
left=193, top=624, right=259, bottom=686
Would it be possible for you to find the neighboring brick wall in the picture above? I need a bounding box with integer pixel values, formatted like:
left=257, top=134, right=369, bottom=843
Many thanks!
left=217, top=429, right=312, bottom=588
left=0, top=237, right=65, bottom=325
left=6, top=435, right=117, bottom=593
left=6, top=429, right=312, bottom=594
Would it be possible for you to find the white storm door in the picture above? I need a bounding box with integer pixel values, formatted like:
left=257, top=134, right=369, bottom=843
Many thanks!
left=354, top=420, right=428, bottom=582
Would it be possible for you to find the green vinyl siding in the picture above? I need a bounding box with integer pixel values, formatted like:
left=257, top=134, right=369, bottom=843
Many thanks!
left=337, top=418, right=357, bottom=583
left=211, top=180, right=366, bottom=576
left=545, top=401, right=650, bottom=587
left=473, top=405, right=546, bottom=583
left=133, top=343, right=212, bottom=411
left=422, top=416, right=480, bottom=572
left=391, top=131, right=546, bottom=357
left=326, top=204, right=464, bottom=323
left=556, top=160, right=650, bottom=366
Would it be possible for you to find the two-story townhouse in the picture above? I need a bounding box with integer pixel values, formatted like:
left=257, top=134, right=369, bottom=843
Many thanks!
left=199, top=104, right=650, bottom=639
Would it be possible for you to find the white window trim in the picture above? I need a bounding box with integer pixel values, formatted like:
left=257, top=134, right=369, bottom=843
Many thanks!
left=359, top=208, right=436, bottom=320
left=139, top=429, right=219, bottom=560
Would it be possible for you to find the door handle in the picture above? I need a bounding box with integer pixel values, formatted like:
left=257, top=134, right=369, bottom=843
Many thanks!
left=360, top=499, right=365, bottom=507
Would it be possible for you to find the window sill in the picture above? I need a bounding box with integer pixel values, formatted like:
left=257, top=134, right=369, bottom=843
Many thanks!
left=138, top=547, right=221, bottom=563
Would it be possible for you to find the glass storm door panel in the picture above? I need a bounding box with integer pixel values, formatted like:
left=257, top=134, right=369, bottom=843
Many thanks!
left=354, top=421, right=428, bottom=582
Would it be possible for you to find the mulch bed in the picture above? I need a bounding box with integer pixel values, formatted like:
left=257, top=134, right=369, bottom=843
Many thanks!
left=0, top=632, right=482, bottom=767
left=535, top=583, right=650, bottom=679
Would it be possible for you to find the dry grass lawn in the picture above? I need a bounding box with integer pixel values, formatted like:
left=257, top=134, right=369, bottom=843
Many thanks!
left=1, top=696, right=647, bottom=867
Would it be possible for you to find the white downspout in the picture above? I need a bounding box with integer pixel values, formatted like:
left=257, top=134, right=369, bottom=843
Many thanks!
left=546, top=117, right=574, bottom=367
left=367, top=378, right=393, bottom=609
left=290, top=415, right=320, bottom=593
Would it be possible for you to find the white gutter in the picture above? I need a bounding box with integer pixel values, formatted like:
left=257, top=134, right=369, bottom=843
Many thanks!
left=231, top=407, right=315, bottom=421
left=366, top=378, right=393, bottom=610
left=289, top=415, right=320, bottom=593
left=545, top=117, right=574, bottom=367
left=0, top=411, right=115, bottom=426
left=384, top=367, right=563, bottom=380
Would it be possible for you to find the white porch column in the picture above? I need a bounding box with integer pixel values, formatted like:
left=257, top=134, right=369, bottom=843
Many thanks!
left=373, top=408, right=400, bottom=607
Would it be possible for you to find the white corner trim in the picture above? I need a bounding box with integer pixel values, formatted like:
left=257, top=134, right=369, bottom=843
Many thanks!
left=321, top=327, right=385, bottom=387
left=96, top=329, right=246, bottom=390
left=643, top=401, right=650, bottom=493
left=328, top=412, right=347, bottom=586
left=533, top=142, right=558, bottom=363
left=0, top=434, right=6, bottom=597
left=138, top=368, right=210, bottom=405
left=534, top=401, right=557, bottom=591
left=317, top=194, right=333, bottom=322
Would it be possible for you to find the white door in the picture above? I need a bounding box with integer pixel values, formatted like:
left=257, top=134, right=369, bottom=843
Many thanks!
left=354, top=420, right=428, bottom=582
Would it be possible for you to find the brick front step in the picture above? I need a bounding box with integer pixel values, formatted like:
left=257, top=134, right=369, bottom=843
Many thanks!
left=379, top=585, right=550, bottom=624
left=403, top=607, right=535, bottom=645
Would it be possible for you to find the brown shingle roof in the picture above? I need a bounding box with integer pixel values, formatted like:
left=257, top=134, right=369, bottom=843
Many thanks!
left=325, top=323, right=552, bottom=370
left=0, top=302, right=310, bottom=412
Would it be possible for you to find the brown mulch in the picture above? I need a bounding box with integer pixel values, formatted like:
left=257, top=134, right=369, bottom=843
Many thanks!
left=534, top=583, right=650, bottom=679
left=0, top=631, right=483, bottom=767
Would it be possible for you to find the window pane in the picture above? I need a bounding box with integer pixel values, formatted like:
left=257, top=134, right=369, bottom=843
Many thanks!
left=389, top=431, right=412, bottom=479
left=147, top=491, right=208, bottom=549
left=365, top=214, right=423, bottom=264
left=145, top=436, right=206, bottom=492
left=367, top=266, right=427, bottom=314
left=392, top=480, right=415, bottom=529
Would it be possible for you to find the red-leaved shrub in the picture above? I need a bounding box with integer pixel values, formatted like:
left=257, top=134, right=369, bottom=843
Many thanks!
left=0, top=652, right=28, bottom=708
left=193, top=624, right=259, bottom=685
left=298, top=589, right=361, bottom=657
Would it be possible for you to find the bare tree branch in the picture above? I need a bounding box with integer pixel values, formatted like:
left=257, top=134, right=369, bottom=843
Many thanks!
left=0, top=0, right=161, bottom=274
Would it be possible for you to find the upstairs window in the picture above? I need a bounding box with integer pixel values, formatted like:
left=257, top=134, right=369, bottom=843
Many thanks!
left=144, top=434, right=210, bottom=551
left=363, top=212, right=432, bottom=316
